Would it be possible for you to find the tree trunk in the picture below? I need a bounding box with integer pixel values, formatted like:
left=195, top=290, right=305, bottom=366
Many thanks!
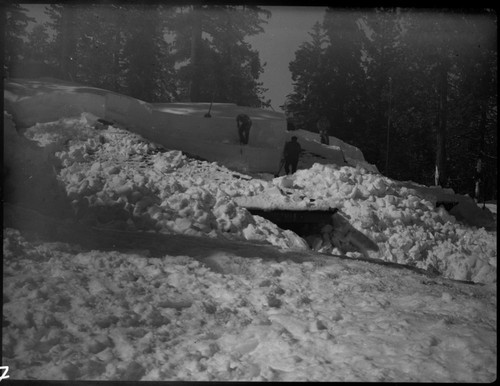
left=0, top=8, right=6, bottom=78
left=474, top=106, right=487, bottom=204
left=385, top=76, right=392, bottom=175
left=189, top=5, right=202, bottom=102
left=113, top=30, right=121, bottom=90
left=435, top=61, right=448, bottom=187
left=60, top=5, right=76, bottom=81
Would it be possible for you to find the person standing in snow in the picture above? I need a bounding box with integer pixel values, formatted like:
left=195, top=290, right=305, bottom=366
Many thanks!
left=285, top=110, right=297, bottom=131
left=283, top=136, right=302, bottom=175
left=317, top=116, right=330, bottom=145
left=236, top=113, right=252, bottom=145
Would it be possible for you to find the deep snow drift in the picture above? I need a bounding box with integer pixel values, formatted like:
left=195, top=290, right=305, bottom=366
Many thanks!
left=4, top=78, right=376, bottom=174
left=2, top=102, right=497, bottom=380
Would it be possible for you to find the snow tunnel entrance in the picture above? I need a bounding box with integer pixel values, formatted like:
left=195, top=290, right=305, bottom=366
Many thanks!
left=246, top=208, right=338, bottom=238
left=436, top=201, right=459, bottom=211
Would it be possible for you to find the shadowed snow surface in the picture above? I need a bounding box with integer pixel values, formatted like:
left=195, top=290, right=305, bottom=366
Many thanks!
left=3, top=228, right=497, bottom=382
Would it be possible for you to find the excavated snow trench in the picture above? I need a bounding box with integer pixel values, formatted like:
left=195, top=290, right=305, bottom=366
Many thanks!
left=247, top=204, right=459, bottom=252
left=247, top=208, right=338, bottom=239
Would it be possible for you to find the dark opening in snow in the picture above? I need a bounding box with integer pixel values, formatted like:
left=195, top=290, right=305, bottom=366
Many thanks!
left=436, top=201, right=459, bottom=212
left=247, top=208, right=338, bottom=236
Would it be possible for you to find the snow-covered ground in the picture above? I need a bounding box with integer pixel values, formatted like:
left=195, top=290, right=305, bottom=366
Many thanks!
left=2, top=106, right=497, bottom=381
left=3, top=226, right=497, bottom=382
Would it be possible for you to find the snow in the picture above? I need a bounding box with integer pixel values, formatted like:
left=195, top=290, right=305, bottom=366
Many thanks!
left=3, top=82, right=497, bottom=382
left=4, top=78, right=375, bottom=174
left=13, top=111, right=496, bottom=283
left=5, top=78, right=288, bottom=173
left=291, top=128, right=379, bottom=173
left=3, top=227, right=497, bottom=382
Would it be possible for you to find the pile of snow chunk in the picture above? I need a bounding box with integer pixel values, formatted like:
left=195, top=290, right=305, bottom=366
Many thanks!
left=289, top=164, right=497, bottom=283
left=15, top=113, right=497, bottom=283
left=21, top=113, right=308, bottom=251
left=235, top=162, right=496, bottom=283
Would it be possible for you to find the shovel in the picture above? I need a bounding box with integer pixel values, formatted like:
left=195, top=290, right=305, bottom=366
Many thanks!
left=274, top=158, right=285, bottom=177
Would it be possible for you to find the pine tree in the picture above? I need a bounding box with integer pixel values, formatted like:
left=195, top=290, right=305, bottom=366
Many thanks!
left=74, top=4, right=126, bottom=92
left=45, top=4, right=78, bottom=81
left=357, top=8, right=407, bottom=173
left=24, top=24, right=52, bottom=63
left=401, top=10, right=466, bottom=187
left=44, top=4, right=177, bottom=101
left=288, top=10, right=367, bottom=143
left=4, top=3, right=35, bottom=74
left=442, top=11, right=497, bottom=199
left=288, top=22, right=328, bottom=131
left=168, top=5, right=270, bottom=106
left=121, top=4, right=171, bottom=102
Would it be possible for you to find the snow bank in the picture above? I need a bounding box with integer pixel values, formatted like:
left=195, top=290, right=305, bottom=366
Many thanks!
left=397, top=180, right=496, bottom=229
left=4, top=78, right=374, bottom=173
left=4, top=78, right=106, bottom=127
left=11, top=111, right=496, bottom=284
left=289, top=164, right=496, bottom=283
left=236, top=163, right=496, bottom=283
left=5, top=78, right=288, bottom=173
left=2, top=107, right=497, bottom=382
left=15, top=112, right=307, bottom=252
left=448, top=200, right=496, bottom=229
left=291, top=129, right=379, bottom=173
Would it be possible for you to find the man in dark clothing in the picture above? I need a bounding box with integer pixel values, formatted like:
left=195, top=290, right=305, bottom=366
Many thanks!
left=317, top=116, right=330, bottom=145
left=283, top=136, right=302, bottom=175
left=236, top=113, right=252, bottom=145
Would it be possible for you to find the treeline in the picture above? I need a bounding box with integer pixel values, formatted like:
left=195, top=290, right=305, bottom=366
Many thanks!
left=3, top=3, right=271, bottom=107
left=286, top=8, right=497, bottom=200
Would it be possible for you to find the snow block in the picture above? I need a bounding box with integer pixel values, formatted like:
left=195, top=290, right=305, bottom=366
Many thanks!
left=449, top=200, right=496, bottom=230
left=397, top=181, right=496, bottom=230
left=4, top=79, right=106, bottom=128
left=151, top=103, right=287, bottom=147
left=105, top=92, right=155, bottom=139
left=291, top=129, right=378, bottom=173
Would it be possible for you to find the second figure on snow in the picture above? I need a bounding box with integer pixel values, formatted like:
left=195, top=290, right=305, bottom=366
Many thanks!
left=283, top=136, right=302, bottom=175
left=236, top=113, right=252, bottom=145
left=317, top=116, right=330, bottom=145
